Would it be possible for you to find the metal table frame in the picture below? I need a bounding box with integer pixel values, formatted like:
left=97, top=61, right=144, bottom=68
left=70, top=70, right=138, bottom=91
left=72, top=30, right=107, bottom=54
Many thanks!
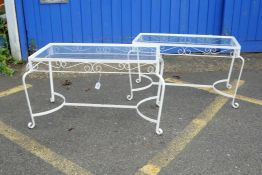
left=133, top=33, right=245, bottom=108
left=22, top=43, right=166, bottom=135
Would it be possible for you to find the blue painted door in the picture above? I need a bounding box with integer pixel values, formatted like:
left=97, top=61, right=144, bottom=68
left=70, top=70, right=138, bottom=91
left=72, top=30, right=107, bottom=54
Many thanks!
left=223, top=0, right=262, bottom=52
left=19, top=0, right=259, bottom=60
left=16, top=0, right=226, bottom=59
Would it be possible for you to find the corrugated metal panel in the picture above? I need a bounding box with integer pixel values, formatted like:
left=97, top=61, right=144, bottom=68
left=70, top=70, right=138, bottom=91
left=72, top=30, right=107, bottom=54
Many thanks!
left=18, top=0, right=223, bottom=49
left=15, top=0, right=27, bottom=59
left=222, top=0, right=262, bottom=52
left=16, top=0, right=262, bottom=59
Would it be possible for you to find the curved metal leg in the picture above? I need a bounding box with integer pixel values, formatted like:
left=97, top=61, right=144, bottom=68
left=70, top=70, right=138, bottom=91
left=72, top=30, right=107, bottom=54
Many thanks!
left=22, top=71, right=36, bottom=129
left=127, top=52, right=134, bottom=101
left=49, top=61, right=55, bottom=103
left=156, top=58, right=164, bottom=106
left=231, top=56, right=245, bottom=109
left=136, top=51, right=142, bottom=83
left=155, top=75, right=166, bottom=135
left=127, top=71, right=134, bottom=100
left=226, top=56, right=236, bottom=89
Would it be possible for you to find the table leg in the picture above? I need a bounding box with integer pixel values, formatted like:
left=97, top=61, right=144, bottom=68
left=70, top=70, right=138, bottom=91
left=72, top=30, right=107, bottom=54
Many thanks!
left=136, top=50, right=142, bottom=83
left=49, top=61, right=55, bottom=103
left=127, top=76, right=134, bottom=100
left=22, top=71, right=36, bottom=129
left=127, top=57, right=134, bottom=100
left=231, top=56, right=245, bottom=108
left=226, top=56, right=236, bottom=89
left=156, top=58, right=164, bottom=106
left=155, top=75, right=166, bottom=135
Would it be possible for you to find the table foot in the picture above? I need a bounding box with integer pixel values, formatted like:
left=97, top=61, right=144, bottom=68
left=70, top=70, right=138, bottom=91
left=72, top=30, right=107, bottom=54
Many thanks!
left=156, top=128, right=163, bottom=135
left=136, top=78, right=141, bottom=83
left=127, top=94, right=133, bottom=101
left=226, top=84, right=232, bottom=89
left=232, top=102, right=239, bottom=109
left=27, top=122, right=36, bottom=129
left=50, top=97, right=55, bottom=103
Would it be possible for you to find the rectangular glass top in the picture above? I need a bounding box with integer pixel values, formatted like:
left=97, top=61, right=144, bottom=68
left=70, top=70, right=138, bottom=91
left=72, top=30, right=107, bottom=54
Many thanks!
left=29, top=43, right=158, bottom=63
left=133, top=33, right=240, bottom=49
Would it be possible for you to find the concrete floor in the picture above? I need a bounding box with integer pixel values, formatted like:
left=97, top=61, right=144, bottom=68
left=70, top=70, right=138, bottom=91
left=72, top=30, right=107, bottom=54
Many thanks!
left=0, top=54, right=261, bottom=175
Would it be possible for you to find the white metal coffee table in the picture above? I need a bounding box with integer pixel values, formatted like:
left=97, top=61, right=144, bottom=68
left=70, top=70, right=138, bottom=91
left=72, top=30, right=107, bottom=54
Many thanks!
left=23, top=43, right=166, bottom=135
left=133, top=33, right=245, bottom=108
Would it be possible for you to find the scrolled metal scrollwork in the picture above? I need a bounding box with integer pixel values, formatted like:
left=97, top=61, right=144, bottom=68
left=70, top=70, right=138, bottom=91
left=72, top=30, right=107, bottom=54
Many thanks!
left=56, top=61, right=67, bottom=68
left=204, top=48, right=217, bottom=55
left=83, top=63, right=92, bottom=72
left=178, top=47, right=192, bottom=55
left=92, top=63, right=103, bottom=72
left=95, top=47, right=111, bottom=53
left=147, top=65, right=156, bottom=73
left=29, top=60, right=157, bottom=74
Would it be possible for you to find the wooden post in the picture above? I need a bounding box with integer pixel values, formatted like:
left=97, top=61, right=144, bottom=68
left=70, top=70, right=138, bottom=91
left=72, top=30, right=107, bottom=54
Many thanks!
left=5, top=0, right=22, bottom=60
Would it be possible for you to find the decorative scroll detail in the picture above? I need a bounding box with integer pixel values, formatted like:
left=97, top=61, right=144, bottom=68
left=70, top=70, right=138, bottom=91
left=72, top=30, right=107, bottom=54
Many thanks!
left=139, top=35, right=235, bottom=57
left=55, top=61, right=68, bottom=68
left=141, top=35, right=231, bottom=46
left=83, top=63, right=103, bottom=72
left=159, top=46, right=234, bottom=57
left=178, top=48, right=192, bottom=55
left=95, top=47, right=111, bottom=53
left=30, top=61, right=157, bottom=74
left=147, top=65, right=156, bottom=73
left=203, top=48, right=217, bottom=55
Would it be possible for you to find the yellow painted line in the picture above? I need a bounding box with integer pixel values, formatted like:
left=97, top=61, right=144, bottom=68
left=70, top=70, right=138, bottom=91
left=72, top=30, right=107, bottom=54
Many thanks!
left=139, top=164, right=161, bottom=175
left=0, top=84, right=32, bottom=98
left=0, top=120, right=94, bottom=175
left=165, top=78, right=262, bottom=106
left=235, top=95, right=262, bottom=106
left=135, top=80, right=244, bottom=175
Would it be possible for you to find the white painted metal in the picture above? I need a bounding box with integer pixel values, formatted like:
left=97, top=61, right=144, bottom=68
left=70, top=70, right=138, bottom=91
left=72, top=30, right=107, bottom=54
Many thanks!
left=230, top=56, right=245, bottom=108
left=212, top=79, right=234, bottom=98
left=23, top=43, right=166, bottom=135
left=48, top=61, right=55, bottom=102
left=64, top=103, right=137, bottom=109
left=32, top=92, right=65, bottom=117
left=22, top=71, right=35, bottom=128
left=22, top=34, right=244, bottom=135
left=156, top=57, right=164, bottom=105
left=133, top=33, right=241, bottom=50
left=165, top=83, right=213, bottom=88
left=130, top=74, right=154, bottom=92
left=133, top=33, right=244, bottom=108
left=5, top=0, right=22, bottom=60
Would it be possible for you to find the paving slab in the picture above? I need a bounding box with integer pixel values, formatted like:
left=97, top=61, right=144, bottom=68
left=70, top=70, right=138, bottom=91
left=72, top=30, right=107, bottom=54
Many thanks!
left=0, top=54, right=261, bottom=175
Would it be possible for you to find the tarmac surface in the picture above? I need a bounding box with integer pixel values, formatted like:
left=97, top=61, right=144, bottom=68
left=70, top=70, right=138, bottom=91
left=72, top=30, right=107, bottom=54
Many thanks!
left=0, top=54, right=261, bottom=175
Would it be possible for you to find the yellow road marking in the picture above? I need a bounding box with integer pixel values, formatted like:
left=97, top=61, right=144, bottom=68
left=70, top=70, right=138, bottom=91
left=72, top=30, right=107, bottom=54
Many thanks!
left=135, top=80, right=244, bottom=175
left=139, top=164, right=161, bottom=175
left=235, top=94, right=262, bottom=106
left=0, top=84, right=32, bottom=98
left=165, top=78, right=262, bottom=106
left=0, top=120, right=94, bottom=175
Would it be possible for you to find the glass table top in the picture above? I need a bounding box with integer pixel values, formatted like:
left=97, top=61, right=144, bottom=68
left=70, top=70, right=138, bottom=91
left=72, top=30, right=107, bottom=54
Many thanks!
left=133, top=33, right=240, bottom=49
left=30, top=44, right=158, bottom=62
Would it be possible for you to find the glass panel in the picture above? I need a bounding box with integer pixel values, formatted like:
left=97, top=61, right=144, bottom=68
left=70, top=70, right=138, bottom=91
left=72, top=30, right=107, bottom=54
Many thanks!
left=33, top=45, right=157, bottom=61
left=137, top=35, right=236, bottom=47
